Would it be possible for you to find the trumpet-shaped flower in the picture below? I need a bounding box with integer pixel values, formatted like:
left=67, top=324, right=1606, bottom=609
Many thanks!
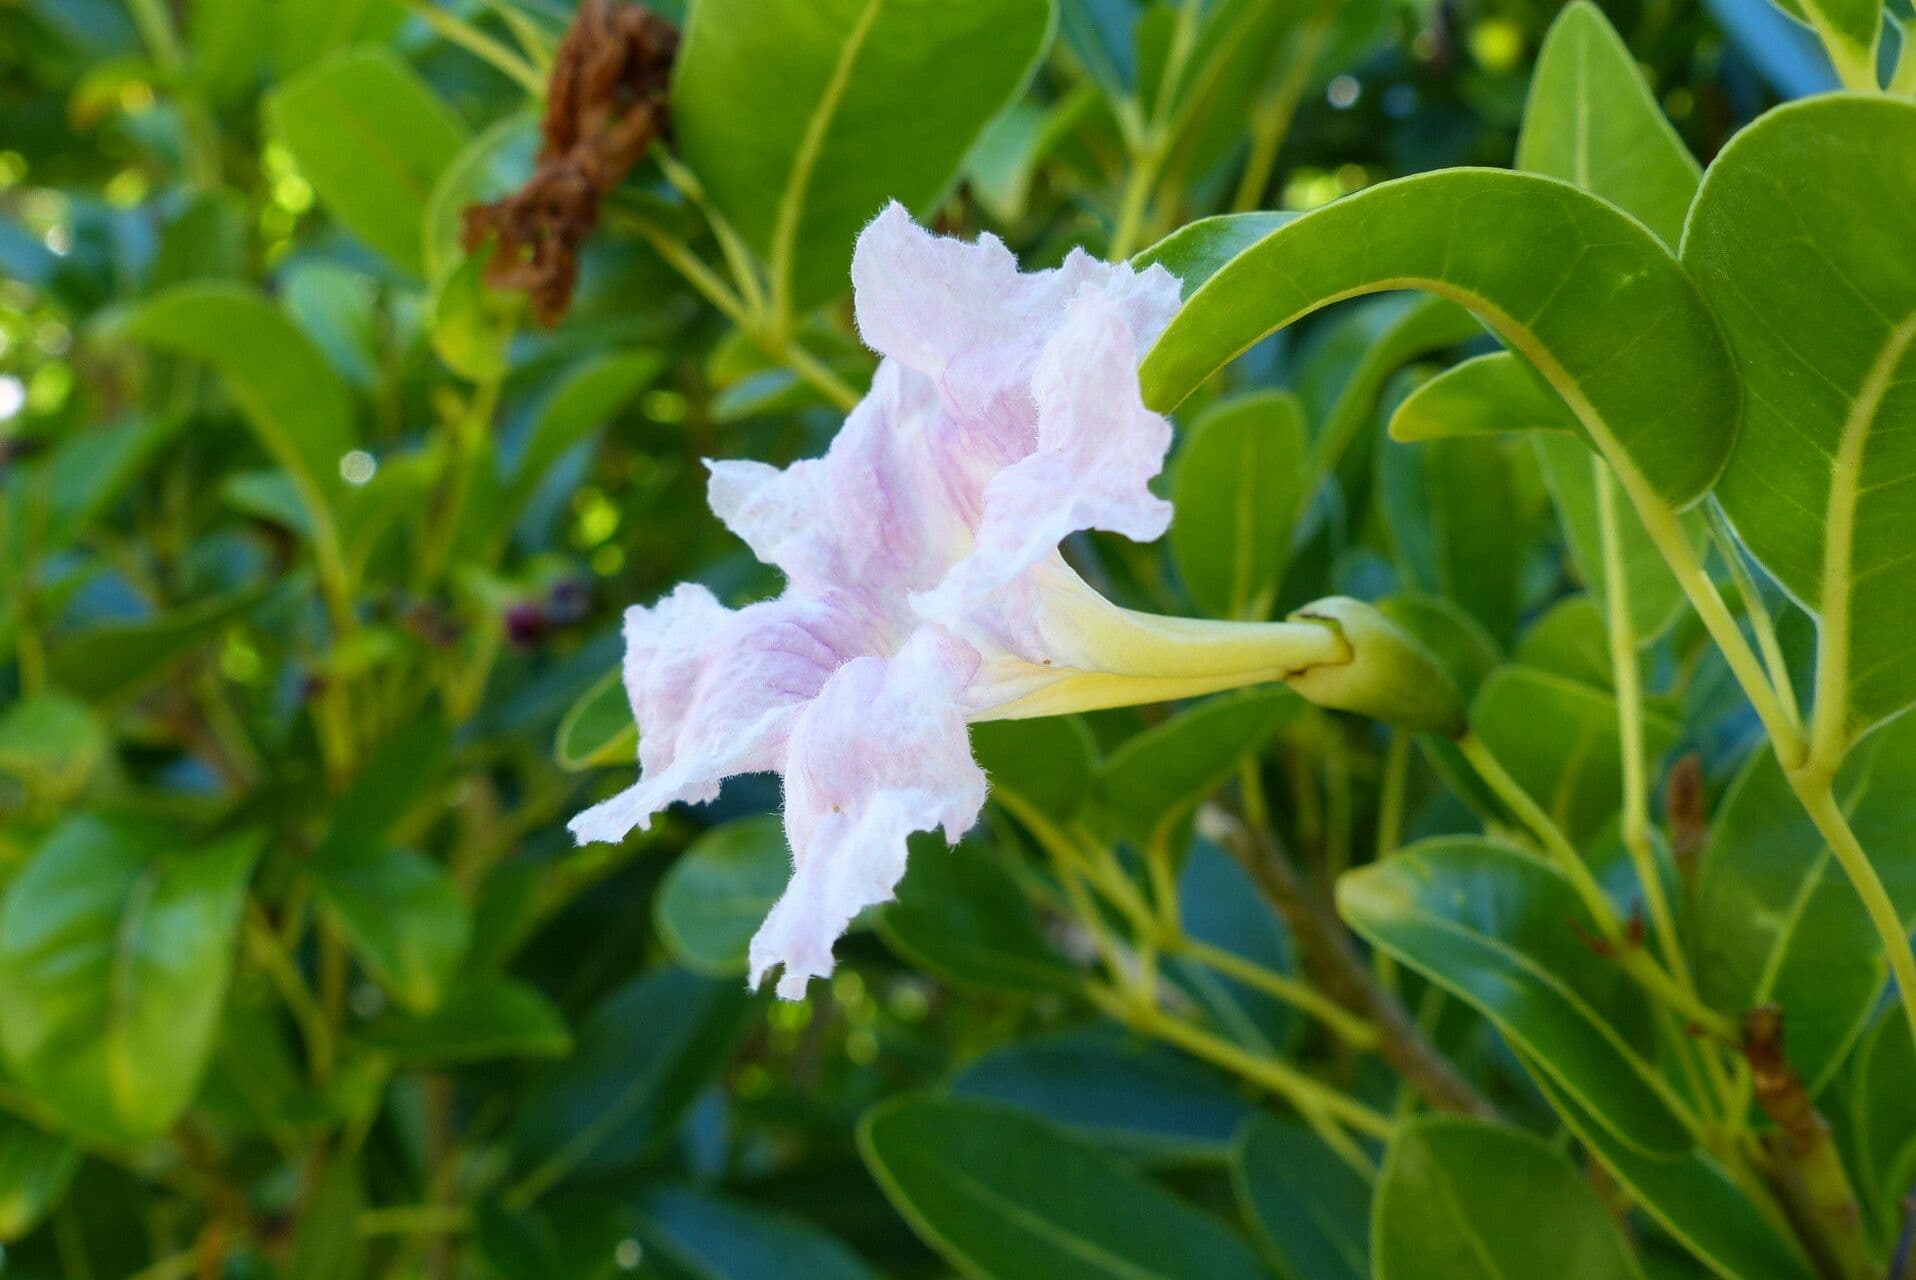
left=569, top=204, right=1430, bottom=998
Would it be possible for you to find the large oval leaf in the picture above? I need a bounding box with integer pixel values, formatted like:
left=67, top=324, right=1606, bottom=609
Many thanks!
left=0, top=816, right=261, bottom=1141
left=655, top=816, right=792, bottom=977
left=265, top=47, right=468, bottom=277
left=1139, top=170, right=1739, bottom=508
left=310, top=844, right=471, bottom=1015
left=859, top=1094, right=1268, bottom=1280
left=1516, top=2, right=1700, bottom=249
left=1336, top=836, right=1684, bottom=1155
left=672, top=0, right=1055, bottom=317
left=1092, top=687, right=1296, bottom=845
left=1684, top=95, right=1916, bottom=739
left=878, top=837, right=1076, bottom=994
left=1373, top=1116, right=1644, bottom=1280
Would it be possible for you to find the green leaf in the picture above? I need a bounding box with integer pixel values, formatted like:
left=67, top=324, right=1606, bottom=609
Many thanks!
left=272, top=0, right=403, bottom=76
left=0, top=1114, right=78, bottom=1242
left=1850, top=1009, right=1916, bottom=1218
left=632, top=1185, right=875, bottom=1280
left=311, top=845, right=471, bottom=1015
left=1171, top=390, right=1308, bottom=619
left=1171, top=838, right=1298, bottom=1051
left=859, top=1093, right=1269, bottom=1280
left=111, top=283, right=355, bottom=531
left=1693, top=713, right=1916, bottom=1091
left=1294, top=293, right=1483, bottom=476
left=951, top=1029, right=1254, bottom=1162
left=1533, top=433, right=1704, bottom=645
left=1232, top=1115, right=1369, bottom=1280
left=0, top=816, right=261, bottom=1141
left=513, top=968, right=752, bottom=1182
left=973, top=716, right=1098, bottom=824
left=655, top=816, right=792, bottom=977
left=1516, top=2, right=1699, bottom=249
left=1337, top=836, right=1684, bottom=1155
left=508, top=351, right=662, bottom=509
left=672, top=0, right=1055, bottom=316
left=1139, top=171, right=1739, bottom=508
left=1470, top=665, right=1680, bottom=847
left=1763, top=0, right=1884, bottom=84
left=32, top=414, right=178, bottom=548
left=283, top=261, right=381, bottom=391
left=1093, top=688, right=1296, bottom=845
left=1526, top=1065, right=1817, bottom=1280
left=555, top=666, right=637, bottom=773
left=1684, top=96, right=1916, bottom=739
left=1373, top=1115, right=1644, bottom=1280
left=878, top=838, right=1076, bottom=994
left=290, top=1156, right=365, bottom=1280
left=49, top=584, right=269, bottom=708
left=1388, top=351, right=1580, bottom=444
left=0, top=691, right=107, bottom=799
left=265, top=47, right=469, bottom=277
left=361, top=975, right=572, bottom=1066
left=1380, top=433, right=1526, bottom=642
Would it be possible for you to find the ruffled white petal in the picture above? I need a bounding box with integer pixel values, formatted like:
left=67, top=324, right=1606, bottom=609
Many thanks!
left=567, top=586, right=862, bottom=845
left=747, top=630, right=987, bottom=998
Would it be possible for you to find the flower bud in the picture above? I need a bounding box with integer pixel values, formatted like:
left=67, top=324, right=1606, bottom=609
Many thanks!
left=1283, top=597, right=1466, bottom=737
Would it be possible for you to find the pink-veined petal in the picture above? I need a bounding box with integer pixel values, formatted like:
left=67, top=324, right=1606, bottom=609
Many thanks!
left=567, top=585, right=863, bottom=845
left=747, top=629, right=986, bottom=998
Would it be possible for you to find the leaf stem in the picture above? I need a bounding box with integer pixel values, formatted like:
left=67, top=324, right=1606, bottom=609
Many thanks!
left=1784, top=774, right=1916, bottom=1066
left=1594, top=460, right=1691, bottom=990
left=1705, top=502, right=1803, bottom=735
left=400, top=0, right=547, bottom=96
left=1457, top=732, right=1738, bottom=1043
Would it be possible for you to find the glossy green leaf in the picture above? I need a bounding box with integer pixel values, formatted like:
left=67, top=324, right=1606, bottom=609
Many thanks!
left=283, top=261, right=380, bottom=390
left=290, top=1156, right=365, bottom=1280
left=632, top=1185, right=875, bottom=1280
left=1337, top=836, right=1683, bottom=1155
left=0, top=1114, right=78, bottom=1242
left=49, top=584, right=269, bottom=708
left=1516, top=2, right=1700, bottom=249
left=272, top=0, right=403, bottom=76
left=1093, top=688, right=1295, bottom=844
left=951, top=1029, right=1254, bottom=1162
left=1388, top=351, right=1579, bottom=444
left=311, top=845, right=471, bottom=1015
left=1171, top=390, right=1308, bottom=619
left=1693, top=713, right=1916, bottom=1091
left=879, top=838, right=1076, bottom=994
left=266, top=47, right=469, bottom=277
left=111, top=283, right=354, bottom=529
left=1515, top=596, right=1613, bottom=689
left=1380, top=433, right=1525, bottom=642
left=1471, top=665, right=1680, bottom=847
left=1527, top=1065, right=1817, bottom=1280
left=859, top=1094, right=1268, bottom=1280
left=555, top=666, right=637, bottom=773
left=672, top=0, right=1055, bottom=316
left=972, top=716, right=1098, bottom=824
left=1373, top=1116, right=1644, bottom=1280
left=655, top=816, right=791, bottom=976
left=0, top=816, right=261, bottom=1141
left=513, top=968, right=752, bottom=1181
left=1685, top=96, right=1916, bottom=738
left=1139, top=171, right=1739, bottom=508
left=1232, top=1115, right=1369, bottom=1280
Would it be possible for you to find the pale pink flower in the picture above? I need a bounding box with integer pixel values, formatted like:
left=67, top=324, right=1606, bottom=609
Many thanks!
left=570, top=205, right=1363, bottom=998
